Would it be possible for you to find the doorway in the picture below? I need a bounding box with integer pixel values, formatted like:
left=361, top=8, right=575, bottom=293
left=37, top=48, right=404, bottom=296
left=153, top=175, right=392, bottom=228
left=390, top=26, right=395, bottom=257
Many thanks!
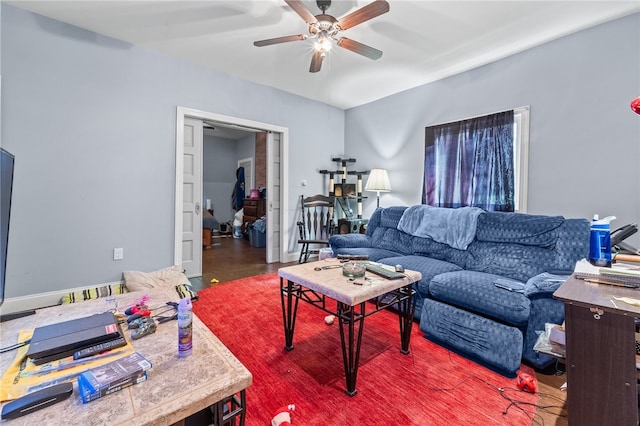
left=238, top=157, right=254, bottom=194
left=174, top=107, right=290, bottom=278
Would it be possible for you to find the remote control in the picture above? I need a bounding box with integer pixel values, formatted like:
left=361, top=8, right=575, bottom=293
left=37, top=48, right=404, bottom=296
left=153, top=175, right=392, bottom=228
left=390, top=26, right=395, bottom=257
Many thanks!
left=1, top=382, right=73, bottom=419
left=73, top=337, right=126, bottom=360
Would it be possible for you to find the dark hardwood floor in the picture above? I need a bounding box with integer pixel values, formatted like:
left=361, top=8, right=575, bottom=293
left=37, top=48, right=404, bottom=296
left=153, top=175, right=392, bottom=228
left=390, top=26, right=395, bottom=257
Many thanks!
left=190, top=234, right=293, bottom=292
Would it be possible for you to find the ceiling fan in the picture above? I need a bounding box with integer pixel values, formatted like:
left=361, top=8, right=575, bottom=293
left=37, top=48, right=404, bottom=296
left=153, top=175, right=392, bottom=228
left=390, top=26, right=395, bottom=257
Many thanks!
left=254, top=0, right=389, bottom=73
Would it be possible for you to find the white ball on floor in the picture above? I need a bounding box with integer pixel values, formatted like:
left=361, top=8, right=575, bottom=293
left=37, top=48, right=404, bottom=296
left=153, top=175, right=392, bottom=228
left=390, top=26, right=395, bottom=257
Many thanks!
left=324, top=315, right=335, bottom=325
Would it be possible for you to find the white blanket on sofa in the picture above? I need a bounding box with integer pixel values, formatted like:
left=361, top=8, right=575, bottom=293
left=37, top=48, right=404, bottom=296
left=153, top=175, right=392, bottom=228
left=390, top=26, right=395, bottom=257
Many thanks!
left=397, top=205, right=483, bottom=250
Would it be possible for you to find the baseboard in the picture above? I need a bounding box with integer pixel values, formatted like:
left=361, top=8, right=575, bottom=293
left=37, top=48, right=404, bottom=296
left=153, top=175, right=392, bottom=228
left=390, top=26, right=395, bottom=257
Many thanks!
left=0, top=280, right=125, bottom=315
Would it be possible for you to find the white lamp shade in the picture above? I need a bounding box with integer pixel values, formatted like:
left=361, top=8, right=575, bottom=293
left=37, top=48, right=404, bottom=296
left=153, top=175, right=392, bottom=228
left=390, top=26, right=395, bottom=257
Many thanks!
left=365, top=169, right=391, bottom=193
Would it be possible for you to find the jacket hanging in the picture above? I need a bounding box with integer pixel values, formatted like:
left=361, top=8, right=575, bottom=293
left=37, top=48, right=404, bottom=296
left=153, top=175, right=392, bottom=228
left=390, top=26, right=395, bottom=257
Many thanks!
left=232, top=166, right=245, bottom=211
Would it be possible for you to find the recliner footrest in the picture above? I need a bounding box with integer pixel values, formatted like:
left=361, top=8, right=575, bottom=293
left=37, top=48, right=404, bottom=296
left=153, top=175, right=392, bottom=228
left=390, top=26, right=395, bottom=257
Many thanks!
left=420, top=298, right=523, bottom=376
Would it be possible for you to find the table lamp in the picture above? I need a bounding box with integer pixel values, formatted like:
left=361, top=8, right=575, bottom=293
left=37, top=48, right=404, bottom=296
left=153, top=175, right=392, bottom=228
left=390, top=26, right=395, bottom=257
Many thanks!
left=365, top=169, right=391, bottom=208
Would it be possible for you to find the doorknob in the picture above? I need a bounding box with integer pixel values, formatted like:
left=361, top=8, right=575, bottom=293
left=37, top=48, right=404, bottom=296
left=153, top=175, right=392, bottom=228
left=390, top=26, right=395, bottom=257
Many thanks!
left=195, top=202, right=201, bottom=214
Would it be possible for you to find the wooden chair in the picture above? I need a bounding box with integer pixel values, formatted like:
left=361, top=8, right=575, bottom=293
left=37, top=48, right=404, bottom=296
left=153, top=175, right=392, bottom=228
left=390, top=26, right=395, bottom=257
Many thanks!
left=297, top=194, right=335, bottom=263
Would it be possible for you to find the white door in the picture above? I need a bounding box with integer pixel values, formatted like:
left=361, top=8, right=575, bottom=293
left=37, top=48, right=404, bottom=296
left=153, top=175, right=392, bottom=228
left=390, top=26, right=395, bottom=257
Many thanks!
left=266, top=132, right=281, bottom=263
left=238, top=157, right=254, bottom=193
left=175, top=107, right=290, bottom=266
left=182, top=118, right=203, bottom=277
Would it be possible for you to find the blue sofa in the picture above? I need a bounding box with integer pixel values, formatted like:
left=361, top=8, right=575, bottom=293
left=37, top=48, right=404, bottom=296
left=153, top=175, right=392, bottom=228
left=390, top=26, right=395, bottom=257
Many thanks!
left=329, top=206, right=589, bottom=376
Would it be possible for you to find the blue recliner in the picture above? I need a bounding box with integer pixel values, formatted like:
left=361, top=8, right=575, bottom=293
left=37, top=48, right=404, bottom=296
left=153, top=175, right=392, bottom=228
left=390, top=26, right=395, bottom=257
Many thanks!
left=329, top=206, right=589, bottom=376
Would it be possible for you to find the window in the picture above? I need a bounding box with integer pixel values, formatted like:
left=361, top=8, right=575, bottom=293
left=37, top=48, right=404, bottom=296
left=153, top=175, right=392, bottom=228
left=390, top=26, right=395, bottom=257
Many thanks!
left=422, top=107, right=529, bottom=212
left=512, top=107, right=530, bottom=212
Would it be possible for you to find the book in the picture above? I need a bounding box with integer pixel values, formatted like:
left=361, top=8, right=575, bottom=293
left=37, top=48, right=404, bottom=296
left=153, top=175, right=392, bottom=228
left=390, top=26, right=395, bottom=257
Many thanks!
left=599, top=265, right=640, bottom=278
left=77, top=352, right=152, bottom=403
left=573, top=259, right=640, bottom=288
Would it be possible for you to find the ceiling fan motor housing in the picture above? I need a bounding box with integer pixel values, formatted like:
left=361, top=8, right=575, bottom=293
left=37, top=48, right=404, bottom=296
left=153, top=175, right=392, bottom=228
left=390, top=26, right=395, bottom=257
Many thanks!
left=317, top=0, right=332, bottom=13
left=310, top=14, right=338, bottom=37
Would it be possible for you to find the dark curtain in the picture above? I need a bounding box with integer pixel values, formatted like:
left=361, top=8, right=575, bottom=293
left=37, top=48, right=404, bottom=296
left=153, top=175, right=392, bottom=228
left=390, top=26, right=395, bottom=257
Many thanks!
left=422, top=110, right=515, bottom=211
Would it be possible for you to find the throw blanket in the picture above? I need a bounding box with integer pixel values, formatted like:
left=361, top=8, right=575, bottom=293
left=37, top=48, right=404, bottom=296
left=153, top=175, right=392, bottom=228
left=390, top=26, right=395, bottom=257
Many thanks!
left=397, top=205, right=483, bottom=250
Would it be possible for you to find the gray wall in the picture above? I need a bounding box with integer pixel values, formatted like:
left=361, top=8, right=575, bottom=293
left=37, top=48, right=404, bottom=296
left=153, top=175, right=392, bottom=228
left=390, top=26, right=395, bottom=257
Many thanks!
left=203, top=135, right=237, bottom=224
left=347, top=13, right=640, bottom=247
left=1, top=4, right=345, bottom=302
left=2, top=4, right=638, bottom=306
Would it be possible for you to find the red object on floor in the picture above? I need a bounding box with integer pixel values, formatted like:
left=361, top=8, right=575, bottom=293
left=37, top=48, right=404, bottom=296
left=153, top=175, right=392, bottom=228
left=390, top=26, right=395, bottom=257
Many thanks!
left=271, top=404, right=295, bottom=426
left=516, top=370, right=538, bottom=393
left=193, top=273, right=540, bottom=425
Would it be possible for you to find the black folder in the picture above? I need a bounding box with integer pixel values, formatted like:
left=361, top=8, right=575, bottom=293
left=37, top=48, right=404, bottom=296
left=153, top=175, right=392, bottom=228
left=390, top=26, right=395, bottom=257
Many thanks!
left=26, top=311, right=123, bottom=364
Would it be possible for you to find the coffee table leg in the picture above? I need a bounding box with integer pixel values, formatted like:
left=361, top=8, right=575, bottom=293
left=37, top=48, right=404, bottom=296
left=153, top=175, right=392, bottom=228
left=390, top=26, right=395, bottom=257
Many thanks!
left=280, top=278, right=299, bottom=351
left=398, top=284, right=415, bottom=355
left=338, top=301, right=365, bottom=396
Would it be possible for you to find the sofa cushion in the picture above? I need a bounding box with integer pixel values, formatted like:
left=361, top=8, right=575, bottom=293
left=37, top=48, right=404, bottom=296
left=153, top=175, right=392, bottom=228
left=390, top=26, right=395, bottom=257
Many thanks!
left=332, top=247, right=402, bottom=262
left=428, top=270, right=530, bottom=326
left=329, top=233, right=371, bottom=249
left=476, top=212, right=563, bottom=247
left=378, top=206, right=407, bottom=228
left=370, top=227, right=414, bottom=255
left=466, top=242, right=557, bottom=282
left=412, top=237, right=469, bottom=269
left=377, top=255, right=462, bottom=298
left=124, top=266, right=199, bottom=301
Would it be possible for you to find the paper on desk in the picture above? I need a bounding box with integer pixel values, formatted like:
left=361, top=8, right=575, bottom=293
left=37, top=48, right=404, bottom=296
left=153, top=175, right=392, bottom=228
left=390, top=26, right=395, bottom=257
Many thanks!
left=613, top=296, right=640, bottom=307
left=0, top=329, right=136, bottom=402
left=574, top=259, right=600, bottom=276
left=575, top=258, right=640, bottom=277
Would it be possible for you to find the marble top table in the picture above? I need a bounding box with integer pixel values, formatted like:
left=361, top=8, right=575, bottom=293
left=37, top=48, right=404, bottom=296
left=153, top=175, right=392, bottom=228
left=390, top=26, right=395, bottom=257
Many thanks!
left=278, top=259, right=421, bottom=396
left=278, top=259, right=422, bottom=306
left=0, top=287, right=252, bottom=425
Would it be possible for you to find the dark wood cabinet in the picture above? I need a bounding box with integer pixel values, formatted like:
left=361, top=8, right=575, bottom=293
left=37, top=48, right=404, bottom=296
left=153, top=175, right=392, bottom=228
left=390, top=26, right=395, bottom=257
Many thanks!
left=554, top=276, right=640, bottom=426
left=243, top=198, right=265, bottom=224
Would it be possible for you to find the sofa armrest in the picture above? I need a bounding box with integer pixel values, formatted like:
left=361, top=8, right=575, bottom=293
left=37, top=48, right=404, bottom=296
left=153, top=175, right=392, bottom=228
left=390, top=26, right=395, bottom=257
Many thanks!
left=522, top=272, right=570, bottom=368
left=524, top=272, right=571, bottom=298
left=329, top=233, right=372, bottom=249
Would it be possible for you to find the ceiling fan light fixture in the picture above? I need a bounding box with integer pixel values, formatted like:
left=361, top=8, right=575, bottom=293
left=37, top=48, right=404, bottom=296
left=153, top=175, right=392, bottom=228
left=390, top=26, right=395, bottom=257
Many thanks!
left=314, top=31, right=333, bottom=52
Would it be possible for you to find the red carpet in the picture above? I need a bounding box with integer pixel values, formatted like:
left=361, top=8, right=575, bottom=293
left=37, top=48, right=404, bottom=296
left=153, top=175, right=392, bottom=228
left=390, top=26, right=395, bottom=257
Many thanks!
left=193, top=273, right=539, bottom=425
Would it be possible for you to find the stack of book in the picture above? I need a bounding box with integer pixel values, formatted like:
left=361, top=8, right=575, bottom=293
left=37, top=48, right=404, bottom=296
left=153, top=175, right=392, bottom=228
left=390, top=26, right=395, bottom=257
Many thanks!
left=573, top=258, right=640, bottom=288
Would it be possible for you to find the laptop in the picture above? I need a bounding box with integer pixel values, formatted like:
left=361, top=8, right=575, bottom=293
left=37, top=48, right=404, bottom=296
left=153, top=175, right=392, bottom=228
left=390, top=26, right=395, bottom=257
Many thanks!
left=26, top=311, right=123, bottom=365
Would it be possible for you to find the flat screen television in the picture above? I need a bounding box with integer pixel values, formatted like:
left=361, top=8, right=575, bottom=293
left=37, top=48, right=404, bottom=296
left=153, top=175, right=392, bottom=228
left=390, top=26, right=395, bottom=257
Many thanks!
left=1, top=148, right=15, bottom=307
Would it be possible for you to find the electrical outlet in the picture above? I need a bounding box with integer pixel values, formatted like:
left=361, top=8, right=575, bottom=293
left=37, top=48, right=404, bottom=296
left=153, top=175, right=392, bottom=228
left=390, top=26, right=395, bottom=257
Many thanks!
left=113, top=248, right=124, bottom=260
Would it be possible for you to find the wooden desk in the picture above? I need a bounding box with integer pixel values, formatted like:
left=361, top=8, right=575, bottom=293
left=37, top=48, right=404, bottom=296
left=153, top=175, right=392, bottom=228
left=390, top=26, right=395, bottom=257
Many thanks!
left=0, top=288, right=252, bottom=425
left=554, top=275, right=640, bottom=426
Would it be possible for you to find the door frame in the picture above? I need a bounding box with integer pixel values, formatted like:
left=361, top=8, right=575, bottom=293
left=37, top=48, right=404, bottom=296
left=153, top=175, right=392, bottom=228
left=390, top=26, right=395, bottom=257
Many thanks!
left=174, top=106, right=290, bottom=271
left=238, top=157, right=254, bottom=192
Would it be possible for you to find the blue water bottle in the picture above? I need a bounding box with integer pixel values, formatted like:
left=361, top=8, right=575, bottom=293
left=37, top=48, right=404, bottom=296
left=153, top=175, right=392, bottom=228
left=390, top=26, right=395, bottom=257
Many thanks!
left=589, top=215, right=616, bottom=267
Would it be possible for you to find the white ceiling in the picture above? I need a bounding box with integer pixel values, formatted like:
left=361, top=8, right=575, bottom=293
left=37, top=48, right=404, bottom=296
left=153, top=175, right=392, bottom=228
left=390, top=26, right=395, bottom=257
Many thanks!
left=6, top=1, right=640, bottom=109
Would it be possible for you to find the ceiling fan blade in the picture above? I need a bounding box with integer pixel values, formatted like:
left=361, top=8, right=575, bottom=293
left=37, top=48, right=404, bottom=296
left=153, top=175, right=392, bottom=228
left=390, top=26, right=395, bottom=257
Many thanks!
left=337, top=0, right=389, bottom=31
left=309, top=50, right=325, bottom=73
left=337, top=37, right=383, bottom=60
left=254, top=34, right=307, bottom=47
left=285, top=0, right=318, bottom=24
